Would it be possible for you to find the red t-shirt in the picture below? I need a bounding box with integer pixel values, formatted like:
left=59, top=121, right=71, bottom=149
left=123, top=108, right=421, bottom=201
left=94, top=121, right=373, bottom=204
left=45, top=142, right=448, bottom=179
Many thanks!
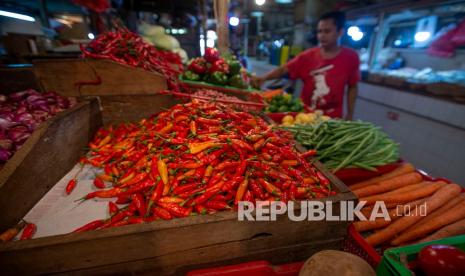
left=286, top=47, right=360, bottom=118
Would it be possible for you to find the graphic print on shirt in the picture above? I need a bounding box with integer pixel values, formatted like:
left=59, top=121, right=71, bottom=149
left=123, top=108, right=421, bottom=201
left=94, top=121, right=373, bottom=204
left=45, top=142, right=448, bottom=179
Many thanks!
left=309, top=64, right=334, bottom=109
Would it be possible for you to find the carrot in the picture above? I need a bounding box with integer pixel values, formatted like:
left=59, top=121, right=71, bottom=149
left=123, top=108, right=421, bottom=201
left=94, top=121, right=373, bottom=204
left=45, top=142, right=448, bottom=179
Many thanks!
left=356, top=199, right=427, bottom=232
left=354, top=219, right=391, bottom=232
left=418, top=218, right=465, bottom=243
left=350, top=163, right=415, bottom=190
left=353, top=172, right=422, bottom=198
left=360, top=181, right=446, bottom=205
left=360, top=198, right=425, bottom=220
left=391, top=196, right=465, bottom=245
left=365, top=183, right=461, bottom=246
left=415, top=195, right=465, bottom=228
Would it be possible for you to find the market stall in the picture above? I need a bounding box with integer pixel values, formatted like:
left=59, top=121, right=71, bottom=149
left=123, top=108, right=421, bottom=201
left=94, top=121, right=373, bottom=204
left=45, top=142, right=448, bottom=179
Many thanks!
left=1, top=1, right=464, bottom=275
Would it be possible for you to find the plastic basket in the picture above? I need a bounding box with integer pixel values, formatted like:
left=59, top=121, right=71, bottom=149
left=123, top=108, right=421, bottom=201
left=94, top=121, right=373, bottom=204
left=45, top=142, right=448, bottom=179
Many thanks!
left=342, top=224, right=382, bottom=268
left=186, top=260, right=304, bottom=276
left=335, top=162, right=403, bottom=186
left=377, top=235, right=465, bottom=276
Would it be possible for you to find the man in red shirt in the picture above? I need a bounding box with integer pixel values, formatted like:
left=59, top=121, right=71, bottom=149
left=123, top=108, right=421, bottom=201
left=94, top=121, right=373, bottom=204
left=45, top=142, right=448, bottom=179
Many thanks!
left=252, top=11, right=360, bottom=119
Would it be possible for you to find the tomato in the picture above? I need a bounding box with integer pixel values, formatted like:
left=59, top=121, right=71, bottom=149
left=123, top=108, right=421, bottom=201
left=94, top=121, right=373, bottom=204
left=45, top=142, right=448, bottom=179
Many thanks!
left=418, top=244, right=465, bottom=276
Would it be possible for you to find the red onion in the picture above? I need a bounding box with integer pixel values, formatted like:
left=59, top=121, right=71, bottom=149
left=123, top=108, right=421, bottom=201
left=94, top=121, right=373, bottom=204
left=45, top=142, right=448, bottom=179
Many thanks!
left=0, top=118, right=13, bottom=130
left=0, top=148, right=11, bottom=162
left=13, top=112, right=34, bottom=123
left=0, top=139, right=13, bottom=150
left=0, top=89, right=74, bottom=164
left=9, top=129, right=30, bottom=145
left=9, top=90, right=30, bottom=101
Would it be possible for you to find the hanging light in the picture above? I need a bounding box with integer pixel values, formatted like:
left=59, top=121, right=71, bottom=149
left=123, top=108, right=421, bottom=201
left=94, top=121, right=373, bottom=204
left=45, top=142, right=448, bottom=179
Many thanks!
left=229, top=16, right=240, bottom=27
left=255, top=0, right=266, bottom=6
left=0, top=10, right=35, bottom=22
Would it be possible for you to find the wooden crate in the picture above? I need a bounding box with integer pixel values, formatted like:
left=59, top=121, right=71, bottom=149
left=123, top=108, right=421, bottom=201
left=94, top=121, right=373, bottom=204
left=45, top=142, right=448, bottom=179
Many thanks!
left=33, top=59, right=167, bottom=97
left=0, top=97, right=355, bottom=275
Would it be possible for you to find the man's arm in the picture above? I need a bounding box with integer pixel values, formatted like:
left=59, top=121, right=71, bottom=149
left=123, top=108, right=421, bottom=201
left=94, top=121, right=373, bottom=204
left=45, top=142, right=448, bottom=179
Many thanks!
left=346, top=84, right=358, bottom=120
left=251, top=65, right=289, bottom=89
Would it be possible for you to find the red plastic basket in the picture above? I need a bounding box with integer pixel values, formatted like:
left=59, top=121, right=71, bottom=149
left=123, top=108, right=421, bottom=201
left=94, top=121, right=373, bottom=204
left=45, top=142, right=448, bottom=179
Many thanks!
left=335, top=162, right=403, bottom=186
left=342, top=171, right=455, bottom=268
left=265, top=106, right=313, bottom=124
left=186, top=260, right=304, bottom=276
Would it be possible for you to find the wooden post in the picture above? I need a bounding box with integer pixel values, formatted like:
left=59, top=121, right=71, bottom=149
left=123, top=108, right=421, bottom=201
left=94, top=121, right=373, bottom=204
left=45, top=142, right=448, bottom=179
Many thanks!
left=214, top=0, right=230, bottom=54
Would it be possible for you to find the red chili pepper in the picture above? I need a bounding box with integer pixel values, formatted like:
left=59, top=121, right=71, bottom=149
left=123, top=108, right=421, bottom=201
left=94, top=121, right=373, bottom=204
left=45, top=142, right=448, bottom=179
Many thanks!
left=243, top=190, right=254, bottom=202
left=115, top=195, right=130, bottom=204
left=234, top=178, right=249, bottom=205
left=231, top=139, right=254, bottom=152
left=101, top=210, right=132, bottom=229
left=73, top=219, right=104, bottom=233
left=158, top=197, right=184, bottom=204
left=216, top=161, right=240, bottom=171
left=178, top=187, right=204, bottom=199
left=147, top=180, right=164, bottom=214
left=288, top=183, right=297, bottom=200
left=93, top=177, right=106, bottom=189
left=65, top=179, right=77, bottom=195
left=300, top=149, right=317, bottom=158
left=192, top=187, right=220, bottom=205
left=316, top=171, right=330, bottom=186
left=249, top=180, right=266, bottom=200
left=258, top=179, right=282, bottom=197
left=173, top=183, right=198, bottom=195
left=108, top=201, right=119, bottom=216
left=196, top=117, right=222, bottom=125
left=153, top=207, right=172, bottom=220
left=253, top=138, right=267, bottom=151
left=194, top=204, right=207, bottom=215
left=204, top=201, right=229, bottom=210
left=109, top=220, right=130, bottom=228
left=20, top=223, right=37, bottom=240
left=132, top=193, right=147, bottom=216
left=120, top=172, right=148, bottom=187
left=84, top=187, right=126, bottom=200
left=157, top=202, right=192, bottom=217
left=122, top=179, right=155, bottom=196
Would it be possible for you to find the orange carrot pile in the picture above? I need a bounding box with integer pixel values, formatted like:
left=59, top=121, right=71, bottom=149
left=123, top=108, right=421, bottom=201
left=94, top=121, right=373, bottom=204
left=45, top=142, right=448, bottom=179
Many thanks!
left=349, top=164, right=465, bottom=248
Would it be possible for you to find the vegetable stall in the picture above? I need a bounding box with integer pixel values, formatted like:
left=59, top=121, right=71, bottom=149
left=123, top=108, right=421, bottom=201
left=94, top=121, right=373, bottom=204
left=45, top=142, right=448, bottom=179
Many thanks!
left=0, top=28, right=463, bottom=276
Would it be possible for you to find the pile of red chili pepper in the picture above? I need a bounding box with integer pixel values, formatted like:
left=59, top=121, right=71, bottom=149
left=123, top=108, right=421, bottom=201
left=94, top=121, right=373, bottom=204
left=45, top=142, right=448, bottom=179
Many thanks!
left=69, top=100, right=333, bottom=232
left=80, top=28, right=183, bottom=90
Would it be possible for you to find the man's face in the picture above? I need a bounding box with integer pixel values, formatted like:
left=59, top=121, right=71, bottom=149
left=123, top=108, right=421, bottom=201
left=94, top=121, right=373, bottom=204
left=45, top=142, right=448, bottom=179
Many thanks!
left=317, top=19, right=343, bottom=48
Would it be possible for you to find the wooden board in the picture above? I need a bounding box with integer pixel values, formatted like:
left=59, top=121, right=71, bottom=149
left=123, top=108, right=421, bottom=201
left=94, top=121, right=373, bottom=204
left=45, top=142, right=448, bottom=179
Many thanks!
left=33, top=59, right=168, bottom=97
left=0, top=98, right=102, bottom=232
left=0, top=203, right=347, bottom=275
left=0, top=98, right=355, bottom=275
left=83, top=93, right=181, bottom=126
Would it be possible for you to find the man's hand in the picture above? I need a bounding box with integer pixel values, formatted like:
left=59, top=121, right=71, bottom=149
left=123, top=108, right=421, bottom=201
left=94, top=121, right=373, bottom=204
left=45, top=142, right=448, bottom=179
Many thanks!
left=251, top=76, right=266, bottom=89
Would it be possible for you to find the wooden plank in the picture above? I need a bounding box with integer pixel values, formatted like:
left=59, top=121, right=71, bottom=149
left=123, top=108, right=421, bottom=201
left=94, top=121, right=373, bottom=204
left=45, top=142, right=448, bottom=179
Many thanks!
left=0, top=99, right=102, bottom=232
left=33, top=59, right=167, bottom=97
left=60, top=238, right=343, bottom=276
left=0, top=208, right=347, bottom=274
left=88, top=93, right=181, bottom=126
